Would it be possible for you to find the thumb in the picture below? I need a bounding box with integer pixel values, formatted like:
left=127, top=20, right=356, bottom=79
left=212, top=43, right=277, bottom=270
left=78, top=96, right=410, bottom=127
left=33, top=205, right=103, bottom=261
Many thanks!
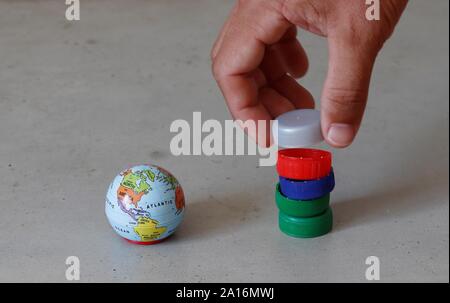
left=321, top=35, right=379, bottom=148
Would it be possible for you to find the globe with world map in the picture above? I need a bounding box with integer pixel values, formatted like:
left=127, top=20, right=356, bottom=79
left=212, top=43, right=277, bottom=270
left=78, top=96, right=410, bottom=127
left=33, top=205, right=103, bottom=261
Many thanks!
left=105, top=164, right=185, bottom=244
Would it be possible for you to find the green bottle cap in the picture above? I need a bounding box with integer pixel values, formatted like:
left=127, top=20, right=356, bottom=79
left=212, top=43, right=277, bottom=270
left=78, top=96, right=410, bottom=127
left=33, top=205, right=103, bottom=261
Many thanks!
left=275, top=183, right=330, bottom=218
left=278, top=207, right=333, bottom=238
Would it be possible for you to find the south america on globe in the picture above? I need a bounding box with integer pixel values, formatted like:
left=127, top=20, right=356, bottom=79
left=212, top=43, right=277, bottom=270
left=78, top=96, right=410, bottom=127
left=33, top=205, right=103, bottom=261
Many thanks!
left=105, top=164, right=185, bottom=245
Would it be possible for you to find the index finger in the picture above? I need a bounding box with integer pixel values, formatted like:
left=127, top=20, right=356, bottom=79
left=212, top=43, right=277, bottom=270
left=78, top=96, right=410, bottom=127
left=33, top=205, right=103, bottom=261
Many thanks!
left=212, top=2, right=291, bottom=143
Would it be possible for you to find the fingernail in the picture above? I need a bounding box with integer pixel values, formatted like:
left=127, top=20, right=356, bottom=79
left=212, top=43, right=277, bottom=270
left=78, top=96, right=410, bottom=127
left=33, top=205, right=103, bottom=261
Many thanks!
left=327, top=123, right=355, bottom=147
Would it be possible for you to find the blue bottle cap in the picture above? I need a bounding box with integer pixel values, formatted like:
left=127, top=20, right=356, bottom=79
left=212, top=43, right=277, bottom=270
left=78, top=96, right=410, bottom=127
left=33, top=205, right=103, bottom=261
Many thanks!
left=279, top=168, right=335, bottom=200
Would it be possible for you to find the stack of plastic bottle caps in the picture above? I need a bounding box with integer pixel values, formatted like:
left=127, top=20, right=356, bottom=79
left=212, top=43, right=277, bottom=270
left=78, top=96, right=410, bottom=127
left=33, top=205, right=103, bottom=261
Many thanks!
left=275, top=148, right=334, bottom=238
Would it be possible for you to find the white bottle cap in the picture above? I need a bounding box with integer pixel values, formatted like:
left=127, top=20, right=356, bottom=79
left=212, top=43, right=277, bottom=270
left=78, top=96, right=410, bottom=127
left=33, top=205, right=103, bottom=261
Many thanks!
left=272, top=109, right=324, bottom=148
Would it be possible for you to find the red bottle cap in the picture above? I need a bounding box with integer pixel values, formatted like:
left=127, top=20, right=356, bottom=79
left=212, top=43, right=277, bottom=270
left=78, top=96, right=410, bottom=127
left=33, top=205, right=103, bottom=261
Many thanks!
left=277, top=148, right=332, bottom=180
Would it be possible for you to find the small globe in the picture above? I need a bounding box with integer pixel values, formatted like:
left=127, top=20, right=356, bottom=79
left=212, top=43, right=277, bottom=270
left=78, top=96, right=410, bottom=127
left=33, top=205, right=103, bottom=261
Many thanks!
left=105, top=164, right=185, bottom=245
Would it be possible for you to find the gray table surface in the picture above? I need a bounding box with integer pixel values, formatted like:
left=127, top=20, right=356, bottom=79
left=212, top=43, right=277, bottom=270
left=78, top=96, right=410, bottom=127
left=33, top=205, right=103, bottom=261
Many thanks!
left=0, top=0, right=448, bottom=282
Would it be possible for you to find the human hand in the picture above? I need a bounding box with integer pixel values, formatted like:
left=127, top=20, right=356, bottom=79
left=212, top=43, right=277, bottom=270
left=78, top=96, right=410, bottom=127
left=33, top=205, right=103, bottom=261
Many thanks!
left=211, top=0, right=408, bottom=147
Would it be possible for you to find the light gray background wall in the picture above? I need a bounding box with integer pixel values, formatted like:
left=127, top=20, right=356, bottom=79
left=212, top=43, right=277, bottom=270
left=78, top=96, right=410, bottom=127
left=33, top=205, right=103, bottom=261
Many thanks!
left=0, top=0, right=448, bottom=282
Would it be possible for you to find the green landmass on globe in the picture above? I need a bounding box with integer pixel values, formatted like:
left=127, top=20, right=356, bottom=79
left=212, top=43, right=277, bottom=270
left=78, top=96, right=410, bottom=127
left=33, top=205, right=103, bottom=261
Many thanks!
left=117, top=169, right=155, bottom=207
